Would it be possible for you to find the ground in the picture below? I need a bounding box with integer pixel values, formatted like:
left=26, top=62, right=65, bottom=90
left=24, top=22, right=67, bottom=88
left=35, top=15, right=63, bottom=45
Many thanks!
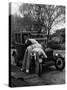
left=10, top=65, right=65, bottom=87
left=10, top=50, right=65, bottom=87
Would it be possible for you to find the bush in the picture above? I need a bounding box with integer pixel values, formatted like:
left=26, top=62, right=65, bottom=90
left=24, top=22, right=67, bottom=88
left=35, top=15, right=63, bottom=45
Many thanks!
left=47, top=40, right=62, bottom=50
left=60, top=43, right=65, bottom=50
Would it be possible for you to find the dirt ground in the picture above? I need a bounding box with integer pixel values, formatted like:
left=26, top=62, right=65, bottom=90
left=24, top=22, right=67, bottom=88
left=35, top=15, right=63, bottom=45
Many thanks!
left=10, top=65, right=65, bottom=87
left=10, top=50, right=65, bottom=87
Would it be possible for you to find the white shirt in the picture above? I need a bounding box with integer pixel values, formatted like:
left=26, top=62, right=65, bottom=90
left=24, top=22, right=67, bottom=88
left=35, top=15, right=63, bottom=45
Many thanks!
left=25, top=39, right=38, bottom=45
left=32, top=48, right=47, bottom=58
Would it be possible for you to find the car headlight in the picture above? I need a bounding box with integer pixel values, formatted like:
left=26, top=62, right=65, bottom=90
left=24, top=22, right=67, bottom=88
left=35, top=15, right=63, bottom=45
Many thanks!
left=56, top=53, right=58, bottom=56
left=33, top=53, right=36, bottom=56
left=30, top=52, right=36, bottom=56
left=30, top=52, right=36, bottom=60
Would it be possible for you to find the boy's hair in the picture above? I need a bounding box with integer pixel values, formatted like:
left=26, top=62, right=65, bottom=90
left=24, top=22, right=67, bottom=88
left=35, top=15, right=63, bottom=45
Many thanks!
left=25, top=40, right=32, bottom=48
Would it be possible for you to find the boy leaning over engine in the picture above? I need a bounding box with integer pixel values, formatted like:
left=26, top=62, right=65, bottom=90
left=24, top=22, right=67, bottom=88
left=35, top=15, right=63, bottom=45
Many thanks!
left=21, top=39, right=47, bottom=73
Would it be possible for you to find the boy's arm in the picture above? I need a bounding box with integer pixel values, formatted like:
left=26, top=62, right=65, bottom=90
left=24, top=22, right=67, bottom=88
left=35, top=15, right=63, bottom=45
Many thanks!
left=41, top=49, right=47, bottom=58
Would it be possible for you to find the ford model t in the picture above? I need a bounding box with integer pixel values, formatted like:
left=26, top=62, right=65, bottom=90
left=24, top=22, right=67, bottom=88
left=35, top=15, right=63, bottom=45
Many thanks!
left=13, top=31, right=65, bottom=76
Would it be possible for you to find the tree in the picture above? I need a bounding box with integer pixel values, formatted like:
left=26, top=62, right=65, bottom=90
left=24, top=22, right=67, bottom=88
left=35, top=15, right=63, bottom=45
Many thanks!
left=19, top=4, right=65, bottom=46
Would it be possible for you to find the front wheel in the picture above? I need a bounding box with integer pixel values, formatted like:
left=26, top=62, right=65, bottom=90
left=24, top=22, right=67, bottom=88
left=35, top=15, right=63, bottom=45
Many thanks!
left=55, top=57, right=65, bottom=71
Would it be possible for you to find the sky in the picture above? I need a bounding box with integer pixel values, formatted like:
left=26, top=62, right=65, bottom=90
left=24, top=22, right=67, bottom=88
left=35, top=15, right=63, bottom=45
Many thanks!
left=11, top=2, right=22, bottom=16
left=11, top=2, right=65, bottom=34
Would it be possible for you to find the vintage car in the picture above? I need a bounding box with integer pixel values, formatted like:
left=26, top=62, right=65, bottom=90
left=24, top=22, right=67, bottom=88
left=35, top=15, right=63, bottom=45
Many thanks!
left=13, top=31, right=65, bottom=76
left=30, top=48, right=65, bottom=76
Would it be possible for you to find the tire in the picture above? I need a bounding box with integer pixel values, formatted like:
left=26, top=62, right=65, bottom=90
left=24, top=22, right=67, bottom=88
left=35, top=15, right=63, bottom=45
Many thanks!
left=55, top=57, right=65, bottom=71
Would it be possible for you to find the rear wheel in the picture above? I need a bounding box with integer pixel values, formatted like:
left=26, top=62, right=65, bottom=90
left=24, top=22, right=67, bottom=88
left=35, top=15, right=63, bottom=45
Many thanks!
left=55, top=57, right=65, bottom=71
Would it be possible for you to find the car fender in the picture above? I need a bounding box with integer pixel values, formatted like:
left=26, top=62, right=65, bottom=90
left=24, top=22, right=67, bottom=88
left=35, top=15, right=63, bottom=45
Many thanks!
left=53, top=54, right=65, bottom=61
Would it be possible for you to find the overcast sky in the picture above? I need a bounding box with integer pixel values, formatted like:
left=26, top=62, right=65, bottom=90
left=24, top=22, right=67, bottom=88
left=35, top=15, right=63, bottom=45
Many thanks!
left=11, top=2, right=22, bottom=16
left=11, top=2, right=65, bottom=34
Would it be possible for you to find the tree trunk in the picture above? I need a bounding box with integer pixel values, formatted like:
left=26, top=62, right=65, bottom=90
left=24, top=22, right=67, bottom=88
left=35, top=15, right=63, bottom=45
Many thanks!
left=47, top=27, right=51, bottom=47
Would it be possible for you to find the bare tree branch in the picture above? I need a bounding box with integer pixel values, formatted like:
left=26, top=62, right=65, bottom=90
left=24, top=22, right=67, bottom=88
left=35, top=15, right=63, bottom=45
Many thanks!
left=19, top=4, right=65, bottom=45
